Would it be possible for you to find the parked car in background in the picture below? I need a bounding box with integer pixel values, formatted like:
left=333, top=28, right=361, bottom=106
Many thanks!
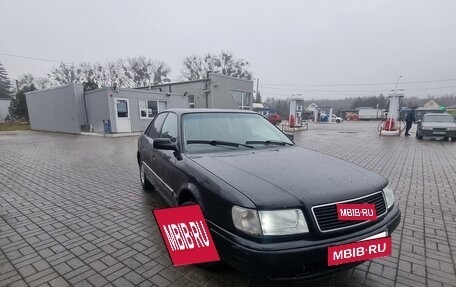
left=416, top=113, right=456, bottom=141
left=330, top=114, right=343, bottom=123
left=267, top=113, right=282, bottom=125
left=137, top=109, right=401, bottom=279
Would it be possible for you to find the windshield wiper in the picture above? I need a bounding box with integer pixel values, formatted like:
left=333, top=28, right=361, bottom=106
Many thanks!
left=245, top=140, right=294, bottom=146
left=187, top=140, right=254, bottom=149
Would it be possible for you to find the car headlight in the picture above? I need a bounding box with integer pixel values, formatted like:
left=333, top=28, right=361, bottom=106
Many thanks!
left=447, top=127, right=456, bottom=131
left=259, top=209, right=308, bottom=235
left=422, top=126, right=432, bottom=130
left=383, top=186, right=395, bottom=209
left=232, top=206, right=309, bottom=236
left=232, top=206, right=262, bottom=236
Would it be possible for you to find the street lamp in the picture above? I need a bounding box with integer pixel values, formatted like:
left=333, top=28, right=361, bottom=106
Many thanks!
left=394, top=75, right=402, bottom=96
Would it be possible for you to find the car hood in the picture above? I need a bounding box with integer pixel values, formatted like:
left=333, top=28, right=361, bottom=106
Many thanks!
left=422, top=122, right=456, bottom=128
left=188, top=146, right=387, bottom=209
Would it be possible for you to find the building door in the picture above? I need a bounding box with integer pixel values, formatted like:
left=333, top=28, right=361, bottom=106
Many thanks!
left=114, top=98, right=131, bottom=132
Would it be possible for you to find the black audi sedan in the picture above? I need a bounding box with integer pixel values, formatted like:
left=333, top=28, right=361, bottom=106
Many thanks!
left=137, top=109, right=401, bottom=279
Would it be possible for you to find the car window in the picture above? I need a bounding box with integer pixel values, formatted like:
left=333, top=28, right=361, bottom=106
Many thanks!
left=423, top=115, right=454, bottom=122
left=183, top=113, right=292, bottom=153
left=160, top=113, right=178, bottom=142
left=146, top=113, right=167, bottom=139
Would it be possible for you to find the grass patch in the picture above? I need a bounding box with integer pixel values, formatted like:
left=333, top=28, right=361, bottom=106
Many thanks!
left=0, top=122, right=31, bottom=131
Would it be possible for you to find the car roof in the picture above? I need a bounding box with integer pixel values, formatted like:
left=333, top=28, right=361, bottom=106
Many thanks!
left=161, top=108, right=257, bottom=116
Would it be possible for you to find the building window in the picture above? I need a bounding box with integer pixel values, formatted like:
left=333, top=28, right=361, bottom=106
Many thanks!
left=231, top=91, right=251, bottom=110
left=116, top=100, right=129, bottom=118
left=188, top=95, right=195, bottom=108
left=139, top=100, right=167, bottom=119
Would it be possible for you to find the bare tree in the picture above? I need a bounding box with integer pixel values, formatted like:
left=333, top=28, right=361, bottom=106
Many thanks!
left=47, top=57, right=170, bottom=88
left=120, top=57, right=170, bottom=88
left=18, top=73, right=51, bottom=90
left=47, top=62, right=84, bottom=85
left=181, top=51, right=252, bottom=80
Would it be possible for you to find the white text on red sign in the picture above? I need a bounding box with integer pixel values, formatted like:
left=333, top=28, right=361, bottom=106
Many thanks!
left=163, top=221, right=210, bottom=251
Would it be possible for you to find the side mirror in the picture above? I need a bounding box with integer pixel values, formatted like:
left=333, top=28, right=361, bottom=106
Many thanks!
left=284, top=133, right=294, bottom=141
left=153, top=138, right=178, bottom=151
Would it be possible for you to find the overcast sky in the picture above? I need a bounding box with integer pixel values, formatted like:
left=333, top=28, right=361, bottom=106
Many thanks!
left=1, top=0, right=456, bottom=99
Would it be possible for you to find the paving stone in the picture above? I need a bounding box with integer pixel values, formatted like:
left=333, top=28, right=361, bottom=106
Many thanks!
left=2, top=123, right=456, bottom=287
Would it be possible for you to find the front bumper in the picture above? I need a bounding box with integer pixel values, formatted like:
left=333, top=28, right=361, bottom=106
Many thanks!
left=210, top=206, right=401, bottom=280
left=419, top=129, right=456, bottom=138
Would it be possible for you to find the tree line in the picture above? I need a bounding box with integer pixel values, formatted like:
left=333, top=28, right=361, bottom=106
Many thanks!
left=2, top=54, right=456, bottom=121
left=0, top=52, right=252, bottom=120
left=1, top=51, right=252, bottom=95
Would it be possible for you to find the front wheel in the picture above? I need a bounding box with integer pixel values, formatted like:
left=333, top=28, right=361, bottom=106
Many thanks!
left=139, top=161, right=153, bottom=190
left=180, top=200, right=224, bottom=269
left=416, top=133, right=423, bottom=140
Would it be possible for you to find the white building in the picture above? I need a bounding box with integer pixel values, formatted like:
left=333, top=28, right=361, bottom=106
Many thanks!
left=418, top=100, right=440, bottom=110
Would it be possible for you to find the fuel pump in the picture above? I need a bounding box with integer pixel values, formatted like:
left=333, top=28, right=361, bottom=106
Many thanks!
left=289, top=96, right=304, bottom=128
left=379, top=93, right=404, bottom=136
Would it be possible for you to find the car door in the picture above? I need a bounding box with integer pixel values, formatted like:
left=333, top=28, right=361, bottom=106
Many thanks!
left=141, top=113, right=168, bottom=188
left=154, top=112, right=179, bottom=205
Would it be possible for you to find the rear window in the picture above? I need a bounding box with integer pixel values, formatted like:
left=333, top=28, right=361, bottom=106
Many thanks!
left=423, top=115, right=454, bottom=122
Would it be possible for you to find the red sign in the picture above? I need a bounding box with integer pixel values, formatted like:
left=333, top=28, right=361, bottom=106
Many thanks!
left=153, top=205, right=220, bottom=266
left=328, top=237, right=391, bottom=266
left=337, top=203, right=377, bottom=221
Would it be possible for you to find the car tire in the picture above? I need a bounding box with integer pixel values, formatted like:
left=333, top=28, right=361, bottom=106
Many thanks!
left=180, top=200, right=224, bottom=269
left=139, top=160, right=153, bottom=191
left=417, top=133, right=423, bottom=140
left=181, top=200, right=197, bottom=206
left=336, top=119, right=341, bottom=123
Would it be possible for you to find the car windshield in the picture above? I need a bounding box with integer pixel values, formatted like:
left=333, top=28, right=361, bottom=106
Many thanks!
left=423, top=115, right=454, bottom=122
left=182, top=112, right=293, bottom=153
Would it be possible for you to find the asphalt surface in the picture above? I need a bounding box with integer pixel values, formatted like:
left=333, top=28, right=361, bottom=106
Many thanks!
left=1, top=121, right=455, bottom=287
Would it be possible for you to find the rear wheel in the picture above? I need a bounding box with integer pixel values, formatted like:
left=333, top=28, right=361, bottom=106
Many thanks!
left=336, top=119, right=341, bottom=123
left=139, top=161, right=153, bottom=190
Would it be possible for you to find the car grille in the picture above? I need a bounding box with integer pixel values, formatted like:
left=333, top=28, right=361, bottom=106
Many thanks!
left=312, top=191, right=387, bottom=233
left=433, top=128, right=447, bottom=131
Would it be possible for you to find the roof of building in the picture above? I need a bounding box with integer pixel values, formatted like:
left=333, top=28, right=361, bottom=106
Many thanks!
left=162, top=108, right=256, bottom=116
left=137, top=73, right=253, bottom=90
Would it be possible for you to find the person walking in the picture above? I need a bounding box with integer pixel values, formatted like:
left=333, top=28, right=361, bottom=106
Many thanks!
left=405, top=108, right=416, bottom=136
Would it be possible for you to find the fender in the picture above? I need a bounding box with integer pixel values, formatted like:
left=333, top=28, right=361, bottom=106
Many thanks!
left=176, top=182, right=205, bottom=211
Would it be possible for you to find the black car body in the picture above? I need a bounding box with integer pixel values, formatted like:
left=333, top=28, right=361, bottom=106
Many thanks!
left=137, top=109, right=401, bottom=279
left=416, top=113, right=456, bottom=140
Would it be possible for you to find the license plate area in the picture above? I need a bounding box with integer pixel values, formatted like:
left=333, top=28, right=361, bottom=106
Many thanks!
left=328, top=233, right=391, bottom=266
left=433, top=131, right=446, bottom=135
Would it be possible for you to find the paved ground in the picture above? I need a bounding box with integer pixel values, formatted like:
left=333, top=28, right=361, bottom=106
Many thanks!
left=1, top=121, right=455, bottom=287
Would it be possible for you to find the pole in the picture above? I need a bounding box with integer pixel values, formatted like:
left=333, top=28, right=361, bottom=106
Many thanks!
left=256, top=78, right=260, bottom=103
left=394, top=75, right=402, bottom=97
